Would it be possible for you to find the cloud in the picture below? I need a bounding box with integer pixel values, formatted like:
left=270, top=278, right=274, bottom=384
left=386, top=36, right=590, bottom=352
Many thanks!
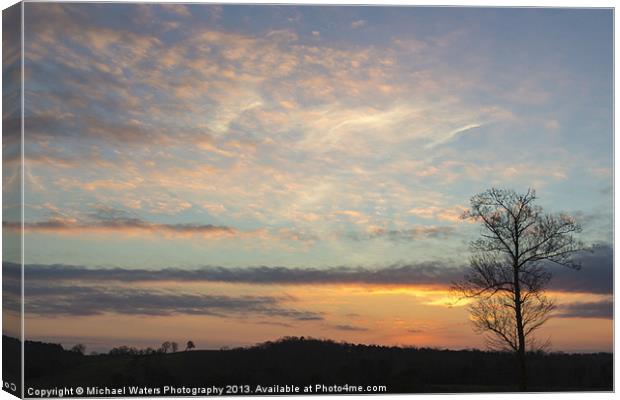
left=19, top=4, right=522, bottom=246
left=16, top=4, right=612, bottom=280
left=425, top=123, right=484, bottom=149
left=4, top=244, right=610, bottom=294
left=331, top=324, right=368, bottom=332
left=7, top=261, right=465, bottom=287
left=555, top=300, right=613, bottom=319
left=408, top=206, right=468, bottom=223
left=5, top=218, right=235, bottom=239
left=547, top=244, right=613, bottom=295
left=348, top=226, right=455, bottom=242
left=160, top=4, right=191, bottom=17
left=255, top=320, right=294, bottom=328
left=545, top=119, right=561, bottom=131
left=265, top=29, right=298, bottom=42
left=10, top=281, right=322, bottom=320
left=4, top=206, right=236, bottom=238
left=9, top=201, right=456, bottom=244
left=350, top=19, right=366, bottom=29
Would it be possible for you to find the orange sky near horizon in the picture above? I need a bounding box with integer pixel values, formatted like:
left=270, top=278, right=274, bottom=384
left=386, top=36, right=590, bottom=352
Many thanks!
left=18, top=282, right=612, bottom=354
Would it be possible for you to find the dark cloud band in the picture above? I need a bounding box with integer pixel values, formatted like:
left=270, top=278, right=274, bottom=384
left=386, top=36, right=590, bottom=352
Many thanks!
left=555, top=300, right=613, bottom=319
left=3, top=243, right=611, bottom=294
left=6, top=262, right=464, bottom=286
left=3, top=219, right=235, bottom=236
left=4, top=281, right=322, bottom=321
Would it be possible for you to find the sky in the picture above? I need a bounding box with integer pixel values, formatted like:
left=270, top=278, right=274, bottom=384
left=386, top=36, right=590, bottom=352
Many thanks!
left=2, top=3, right=613, bottom=353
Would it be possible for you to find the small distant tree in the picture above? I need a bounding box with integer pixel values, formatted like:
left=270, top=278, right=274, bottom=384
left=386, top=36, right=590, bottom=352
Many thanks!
left=70, top=344, right=86, bottom=355
left=160, top=341, right=171, bottom=353
left=109, top=345, right=131, bottom=356
left=171, top=342, right=179, bottom=353
left=185, top=340, right=195, bottom=351
left=452, top=188, right=583, bottom=391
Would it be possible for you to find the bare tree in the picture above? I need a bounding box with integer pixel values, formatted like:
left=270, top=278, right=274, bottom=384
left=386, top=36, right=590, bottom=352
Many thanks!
left=70, top=344, right=86, bottom=355
left=160, top=341, right=171, bottom=353
left=185, top=340, right=195, bottom=351
left=171, top=342, right=179, bottom=353
left=452, top=188, right=583, bottom=391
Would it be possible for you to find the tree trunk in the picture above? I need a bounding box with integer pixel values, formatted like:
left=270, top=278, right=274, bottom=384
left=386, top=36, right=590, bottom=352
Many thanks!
left=517, top=348, right=527, bottom=391
left=513, top=268, right=528, bottom=391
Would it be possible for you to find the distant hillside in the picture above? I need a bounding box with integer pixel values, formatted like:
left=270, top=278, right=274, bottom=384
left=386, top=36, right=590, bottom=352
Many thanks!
left=3, top=335, right=613, bottom=395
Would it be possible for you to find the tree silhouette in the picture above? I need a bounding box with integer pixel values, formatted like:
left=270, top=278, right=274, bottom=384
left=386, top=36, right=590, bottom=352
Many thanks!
left=70, top=344, right=86, bottom=355
left=185, top=340, right=195, bottom=351
left=171, top=342, right=179, bottom=353
left=452, top=188, right=583, bottom=391
left=160, top=341, right=171, bottom=353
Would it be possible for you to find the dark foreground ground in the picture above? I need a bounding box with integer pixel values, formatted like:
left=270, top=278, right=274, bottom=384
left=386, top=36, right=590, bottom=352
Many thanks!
left=3, top=335, right=613, bottom=396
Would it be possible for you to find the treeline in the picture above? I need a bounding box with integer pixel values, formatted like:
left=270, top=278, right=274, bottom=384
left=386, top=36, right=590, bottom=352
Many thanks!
left=72, top=340, right=196, bottom=356
left=6, top=335, right=613, bottom=393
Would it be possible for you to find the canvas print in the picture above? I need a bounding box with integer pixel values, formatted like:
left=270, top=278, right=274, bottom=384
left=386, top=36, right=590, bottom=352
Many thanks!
left=2, top=2, right=614, bottom=397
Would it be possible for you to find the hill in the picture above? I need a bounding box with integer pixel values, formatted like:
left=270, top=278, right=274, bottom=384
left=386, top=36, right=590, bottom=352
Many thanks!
left=3, top=335, right=613, bottom=395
